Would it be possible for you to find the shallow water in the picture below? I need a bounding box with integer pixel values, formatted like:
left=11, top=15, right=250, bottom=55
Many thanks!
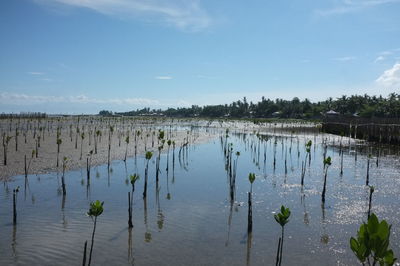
left=1, top=128, right=400, bottom=266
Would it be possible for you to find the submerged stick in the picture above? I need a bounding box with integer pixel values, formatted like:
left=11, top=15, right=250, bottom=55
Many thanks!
left=82, top=240, right=88, bottom=266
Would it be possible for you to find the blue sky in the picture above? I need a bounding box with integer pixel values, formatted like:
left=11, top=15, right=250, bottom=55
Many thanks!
left=1, top=0, right=400, bottom=114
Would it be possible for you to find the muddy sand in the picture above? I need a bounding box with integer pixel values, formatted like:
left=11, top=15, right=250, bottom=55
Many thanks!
left=0, top=125, right=215, bottom=181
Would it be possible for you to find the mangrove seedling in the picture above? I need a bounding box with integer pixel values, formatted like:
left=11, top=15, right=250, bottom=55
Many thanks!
left=128, top=174, right=139, bottom=228
left=2, top=134, right=12, bottom=165
left=248, top=173, right=255, bottom=193
left=248, top=173, right=256, bottom=233
left=56, top=137, right=62, bottom=168
left=166, top=139, right=172, bottom=171
left=366, top=154, right=371, bottom=186
left=321, top=156, right=332, bottom=203
left=350, top=213, right=397, bottom=266
left=13, top=186, right=20, bottom=225
left=87, top=200, right=104, bottom=266
left=15, top=128, right=19, bottom=151
left=94, top=130, right=101, bottom=154
left=124, top=135, right=129, bottom=162
left=107, top=126, right=114, bottom=167
left=274, top=205, right=291, bottom=266
left=24, top=149, right=36, bottom=178
left=156, top=145, right=163, bottom=184
left=87, top=150, right=93, bottom=181
left=368, top=186, right=374, bottom=219
left=143, top=151, right=153, bottom=199
left=80, top=132, right=85, bottom=160
left=301, top=140, right=312, bottom=186
left=61, top=157, right=68, bottom=195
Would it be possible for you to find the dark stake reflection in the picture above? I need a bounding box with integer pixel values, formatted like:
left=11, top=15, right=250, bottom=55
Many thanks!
left=301, top=193, right=309, bottom=226
left=128, top=227, right=134, bottom=264
left=225, top=200, right=234, bottom=247
left=166, top=170, right=171, bottom=200
left=320, top=202, right=329, bottom=245
left=107, top=168, right=111, bottom=187
left=156, top=184, right=164, bottom=231
left=12, top=225, right=17, bottom=259
left=24, top=176, right=31, bottom=201
left=143, top=197, right=151, bottom=243
left=246, top=232, right=253, bottom=266
left=61, top=194, right=67, bottom=229
left=86, top=181, right=91, bottom=200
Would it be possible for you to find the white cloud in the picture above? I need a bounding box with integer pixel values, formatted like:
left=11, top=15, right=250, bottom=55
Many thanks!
left=155, top=76, right=172, bottom=80
left=34, top=0, right=212, bottom=31
left=375, top=63, right=400, bottom=87
left=316, top=0, right=400, bottom=16
left=333, top=56, right=356, bottom=61
left=27, top=72, right=45, bottom=75
left=0, top=92, right=159, bottom=106
left=196, top=74, right=217, bottom=79
left=374, top=55, right=385, bottom=62
left=374, top=48, right=400, bottom=63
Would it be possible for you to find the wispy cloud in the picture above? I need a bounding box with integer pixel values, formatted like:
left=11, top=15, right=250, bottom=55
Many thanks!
left=376, top=62, right=400, bottom=87
left=34, top=0, right=212, bottom=31
left=316, top=0, right=400, bottom=16
left=155, top=76, right=172, bottom=80
left=27, top=71, right=45, bottom=75
left=374, top=48, right=400, bottom=62
left=374, top=55, right=385, bottom=62
left=333, top=56, right=356, bottom=61
left=195, top=74, right=217, bottom=79
left=0, top=92, right=159, bottom=106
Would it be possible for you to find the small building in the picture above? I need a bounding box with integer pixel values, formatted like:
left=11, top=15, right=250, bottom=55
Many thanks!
left=272, top=111, right=282, bottom=117
left=326, top=110, right=339, bottom=117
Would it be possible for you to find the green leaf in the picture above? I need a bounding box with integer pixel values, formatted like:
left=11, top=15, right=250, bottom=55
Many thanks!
left=87, top=200, right=104, bottom=217
left=368, top=213, right=379, bottom=234
left=350, top=237, right=359, bottom=253
left=248, top=173, right=255, bottom=184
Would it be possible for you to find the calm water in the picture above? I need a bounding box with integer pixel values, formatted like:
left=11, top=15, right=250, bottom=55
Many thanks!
left=1, top=127, right=400, bottom=265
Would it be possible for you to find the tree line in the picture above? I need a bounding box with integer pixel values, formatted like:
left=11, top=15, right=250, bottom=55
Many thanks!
left=104, top=93, right=400, bottom=119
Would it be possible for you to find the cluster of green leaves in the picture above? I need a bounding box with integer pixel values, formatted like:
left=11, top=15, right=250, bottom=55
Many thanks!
left=130, top=174, right=139, bottom=185
left=87, top=200, right=104, bottom=218
left=274, top=206, right=291, bottom=227
left=323, top=156, right=332, bottom=166
left=350, top=213, right=397, bottom=266
left=248, top=173, right=256, bottom=184
left=63, top=156, right=68, bottom=169
left=305, top=140, right=312, bottom=153
left=145, top=151, right=153, bottom=160
left=158, top=130, right=165, bottom=140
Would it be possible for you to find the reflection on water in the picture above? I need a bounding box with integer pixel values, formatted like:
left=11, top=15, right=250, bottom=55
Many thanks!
left=1, top=126, right=400, bottom=265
